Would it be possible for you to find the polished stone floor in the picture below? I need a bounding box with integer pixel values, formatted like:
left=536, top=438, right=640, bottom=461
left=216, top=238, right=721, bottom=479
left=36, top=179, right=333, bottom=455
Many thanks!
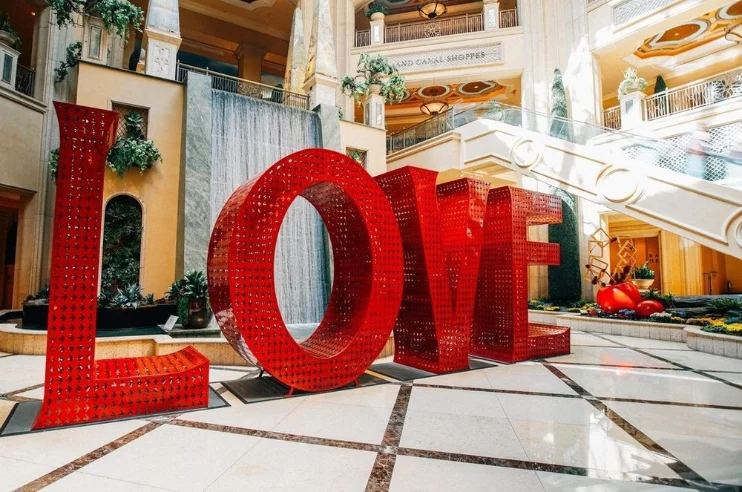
left=1, top=331, right=742, bottom=491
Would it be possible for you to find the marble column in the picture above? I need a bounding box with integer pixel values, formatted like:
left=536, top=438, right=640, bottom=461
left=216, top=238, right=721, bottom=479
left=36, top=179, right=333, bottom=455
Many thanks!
left=483, top=0, right=500, bottom=31
left=284, top=8, right=307, bottom=94
left=236, top=44, right=265, bottom=82
left=143, top=0, right=182, bottom=80
left=304, top=0, right=339, bottom=109
left=181, top=72, right=212, bottom=274
left=370, top=15, right=385, bottom=45
left=619, top=91, right=646, bottom=130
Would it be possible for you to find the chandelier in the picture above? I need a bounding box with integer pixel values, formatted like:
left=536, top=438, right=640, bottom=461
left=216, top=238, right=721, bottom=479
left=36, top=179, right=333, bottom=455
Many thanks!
left=419, top=0, right=447, bottom=20
left=725, top=20, right=742, bottom=44
left=420, top=100, right=450, bottom=115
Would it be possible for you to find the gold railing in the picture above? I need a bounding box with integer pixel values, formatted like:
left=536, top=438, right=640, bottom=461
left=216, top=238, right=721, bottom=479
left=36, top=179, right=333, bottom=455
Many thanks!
left=382, top=13, right=484, bottom=45
left=499, top=9, right=518, bottom=29
left=175, top=62, right=310, bottom=110
left=643, top=68, right=742, bottom=121
left=602, top=105, right=621, bottom=130
left=356, top=29, right=371, bottom=47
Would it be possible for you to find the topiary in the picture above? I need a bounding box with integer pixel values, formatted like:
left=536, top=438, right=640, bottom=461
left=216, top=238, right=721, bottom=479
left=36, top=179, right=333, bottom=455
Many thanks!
left=654, top=75, right=667, bottom=94
left=548, top=187, right=581, bottom=303
left=549, top=69, right=570, bottom=141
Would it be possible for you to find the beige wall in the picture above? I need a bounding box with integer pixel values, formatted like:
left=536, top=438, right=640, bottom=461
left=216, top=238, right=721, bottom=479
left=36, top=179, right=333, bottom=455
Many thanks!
left=0, top=89, right=45, bottom=193
left=75, top=62, right=184, bottom=299
left=339, top=120, right=387, bottom=176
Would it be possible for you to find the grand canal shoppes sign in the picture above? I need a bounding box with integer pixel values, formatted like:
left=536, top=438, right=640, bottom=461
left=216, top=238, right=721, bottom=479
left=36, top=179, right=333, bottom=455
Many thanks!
left=387, top=44, right=503, bottom=73
left=33, top=103, right=569, bottom=430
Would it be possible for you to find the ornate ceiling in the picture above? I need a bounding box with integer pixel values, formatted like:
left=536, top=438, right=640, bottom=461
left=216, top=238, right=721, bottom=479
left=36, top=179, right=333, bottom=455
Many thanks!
left=633, top=1, right=742, bottom=59
left=391, top=80, right=506, bottom=109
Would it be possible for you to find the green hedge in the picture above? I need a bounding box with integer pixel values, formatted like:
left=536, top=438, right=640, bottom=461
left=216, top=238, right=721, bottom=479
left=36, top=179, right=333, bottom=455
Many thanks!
left=548, top=188, right=581, bottom=302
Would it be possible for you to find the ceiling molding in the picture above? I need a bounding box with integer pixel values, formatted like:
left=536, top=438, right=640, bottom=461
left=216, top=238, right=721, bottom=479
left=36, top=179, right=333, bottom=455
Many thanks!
left=180, top=0, right=291, bottom=40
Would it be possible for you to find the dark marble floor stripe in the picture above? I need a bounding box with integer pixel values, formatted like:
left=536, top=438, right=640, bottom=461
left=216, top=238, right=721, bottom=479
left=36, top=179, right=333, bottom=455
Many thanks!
left=365, top=385, right=412, bottom=492
left=15, top=422, right=161, bottom=492
left=545, top=360, right=688, bottom=371
left=590, top=334, right=742, bottom=393
left=598, top=397, right=742, bottom=411
left=168, top=419, right=378, bottom=452
left=413, top=382, right=583, bottom=399
left=2, top=383, right=44, bottom=398
left=210, top=366, right=256, bottom=374
left=541, top=362, right=711, bottom=485
left=395, top=448, right=703, bottom=489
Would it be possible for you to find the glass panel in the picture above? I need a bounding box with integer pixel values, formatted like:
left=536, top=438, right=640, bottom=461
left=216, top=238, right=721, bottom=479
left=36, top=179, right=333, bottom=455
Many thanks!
left=89, top=26, right=103, bottom=60
left=2, top=54, right=11, bottom=83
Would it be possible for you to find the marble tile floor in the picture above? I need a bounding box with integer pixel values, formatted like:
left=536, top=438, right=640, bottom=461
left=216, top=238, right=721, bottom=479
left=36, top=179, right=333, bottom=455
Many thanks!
left=0, top=332, right=741, bottom=491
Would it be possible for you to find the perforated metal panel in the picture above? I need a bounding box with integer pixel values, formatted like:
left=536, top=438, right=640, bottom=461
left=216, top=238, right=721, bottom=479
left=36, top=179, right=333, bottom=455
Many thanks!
left=208, top=149, right=404, bottom=392
left=33, top=103, right=209, bottom=430
left=471, top=187, right=570, bottom=363
left=377, top=168, right=488, bottom=373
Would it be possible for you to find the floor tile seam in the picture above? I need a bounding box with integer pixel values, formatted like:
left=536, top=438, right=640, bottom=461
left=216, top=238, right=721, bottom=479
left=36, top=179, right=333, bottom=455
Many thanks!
left=631, top=348, right=742, bottom=392
left=413, top=381, right=582, bottom=398
left=393, top=447, right=702, bottom=489
left=546, top=361, right=687, bottom=370
left=13, top=421, right=162, bottom=492
left=63, top=470, right=179, bottom=492
left=3, top=383, right=45, bottom=398
left=166, top=419, right=381, bottom=453
left=541, top=362, right=711, bottom=486
left=598, top=397, right=742, bottom=411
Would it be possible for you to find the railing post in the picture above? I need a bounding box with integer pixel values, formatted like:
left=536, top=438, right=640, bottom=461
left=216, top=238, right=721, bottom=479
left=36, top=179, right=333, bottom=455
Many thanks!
left=619, top=90, right=647, bottom=130
left=370, top=13, right=385, bottom=45
left=483, top=0, right=500, bottom=30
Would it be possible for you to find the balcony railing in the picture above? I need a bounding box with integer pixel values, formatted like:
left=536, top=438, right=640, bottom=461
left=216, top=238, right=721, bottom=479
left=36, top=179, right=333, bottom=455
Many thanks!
left=383, top=13, right=484, bottom=44
left=643, top=68, right=742, bottom=122
left=356, top=30, right=371, bottom=48
left=602, top=106, right=621, bottom=130
left=14, top=64, right=35, bottom=98
left=175, top=62, right=310, bottom=110
left=499, top=9, right=519, bottom=29
left=613, top=0, right=674, bottom=25
left=355, top=10, right=519, bottom=48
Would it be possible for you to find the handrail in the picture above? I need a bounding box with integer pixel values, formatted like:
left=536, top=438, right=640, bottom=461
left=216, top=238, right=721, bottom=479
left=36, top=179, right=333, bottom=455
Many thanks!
left=175, top=62, right=310, bottom=110
left=15, top=64, right=35, bottom=98
left=643, top=67, right=742, bottom=121
left=386, top=100, right=741, bottom=182
left=383, top=12, right=484, bottom=45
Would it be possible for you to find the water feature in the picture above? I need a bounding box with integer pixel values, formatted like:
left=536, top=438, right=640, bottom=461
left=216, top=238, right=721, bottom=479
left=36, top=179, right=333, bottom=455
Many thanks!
left=210, top=90, right=330, bottom=326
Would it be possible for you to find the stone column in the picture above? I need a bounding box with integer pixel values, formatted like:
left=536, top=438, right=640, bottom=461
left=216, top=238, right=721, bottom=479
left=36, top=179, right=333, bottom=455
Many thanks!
left=236, top=44, right=265, bottom=82
left=619, top=91, right=646, bottom=130
left=142, top=0, right=182, bottom=80
left=304, top=0, right=339, bottom=110
left=365, top=92, right=385, bottom=129
left=181, top=72, right=212, bottom=274
left=370, top=14, right=385, bottom=45
left=284, top=8, right=307, bottom=94
left=483, top=0, right=500, bottom=31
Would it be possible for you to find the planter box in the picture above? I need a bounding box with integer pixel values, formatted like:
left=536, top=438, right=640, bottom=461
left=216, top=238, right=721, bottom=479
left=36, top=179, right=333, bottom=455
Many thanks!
left=528, top=310, right=568, bottom=326
left=23, top=303, right=176, bottom=331
left=685, top=327, right=742, bottom=359
left=556, top=314, right=686, bottom=342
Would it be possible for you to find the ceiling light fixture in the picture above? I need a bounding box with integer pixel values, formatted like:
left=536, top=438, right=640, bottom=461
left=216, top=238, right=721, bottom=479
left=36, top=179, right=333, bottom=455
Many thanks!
left=420, top=100, right=450, bottom=115
left=725, top=20, right=742, bottom=44
left=419, top=0, right=447, bottom=20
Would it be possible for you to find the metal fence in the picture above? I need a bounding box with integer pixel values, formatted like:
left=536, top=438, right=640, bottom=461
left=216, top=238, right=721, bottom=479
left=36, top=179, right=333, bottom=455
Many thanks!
left=175, top=62, right=310, bottom=110
left=383, top=13, right=485, bottom=45
left=356, top=30, right=371, bottom=48
left=15, top=64, right=35, bottom=98
left=602, top=106, right=621, bottom=130
left=387, top=101, right=742, bottom=183
left=499, top=9, right=519, bottom=29
left=643, top=68, right=742, bottom=122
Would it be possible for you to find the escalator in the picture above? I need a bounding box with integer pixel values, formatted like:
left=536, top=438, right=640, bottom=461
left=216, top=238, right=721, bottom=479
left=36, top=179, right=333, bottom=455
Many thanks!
left=386, top=102, right=742, bottom=258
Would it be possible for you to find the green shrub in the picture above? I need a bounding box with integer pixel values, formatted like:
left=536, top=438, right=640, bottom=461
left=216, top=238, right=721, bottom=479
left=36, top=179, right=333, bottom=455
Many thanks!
left=632, top=262, right=655, bottom=279
left=641, top=289, right=675, bottom=308
left=548, top=188, right=581, bottom=302
left=711, top=297, right=742, bottom=314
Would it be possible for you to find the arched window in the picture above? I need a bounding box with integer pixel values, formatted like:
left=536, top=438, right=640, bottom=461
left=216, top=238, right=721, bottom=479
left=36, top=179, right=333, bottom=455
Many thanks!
left=101, top=195, right=143, bottom=292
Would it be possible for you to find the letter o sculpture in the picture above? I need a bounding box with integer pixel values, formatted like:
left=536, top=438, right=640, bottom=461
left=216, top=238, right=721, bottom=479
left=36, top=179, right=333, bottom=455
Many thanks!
left=208, top=149, right=404, bottom=392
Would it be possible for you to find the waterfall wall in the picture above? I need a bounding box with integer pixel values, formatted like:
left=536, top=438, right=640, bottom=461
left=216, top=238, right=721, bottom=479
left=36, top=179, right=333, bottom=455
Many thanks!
left=209, top=90, right=330, bottom=325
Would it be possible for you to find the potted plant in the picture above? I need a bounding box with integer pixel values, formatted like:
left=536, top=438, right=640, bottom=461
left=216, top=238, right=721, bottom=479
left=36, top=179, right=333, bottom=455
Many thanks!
left=167, top=270, right=211, bottom=329
left=0, top=11, right=20, bottom=50
left=366, top=1, right=388, bottom=20
left=617, top=68, right=648, bottom=98
left=341, top=53, right=406, bottom=104
left=631, top=262, right=655, bottom=290
left=106, top=113, right=162, bottom=177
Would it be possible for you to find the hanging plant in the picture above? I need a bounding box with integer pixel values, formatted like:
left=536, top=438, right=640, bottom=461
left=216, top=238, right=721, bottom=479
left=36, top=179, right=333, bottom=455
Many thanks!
left=617, top=68, right=647, bottom=97
left=106, top=113, right=162, bottom=177
left=46, top=0, right=143, bottom=40
left=48, top=148, right=59, bottom=181
left=341, top=53, right=406, bottom=104
left=54, top=41, right=82, bottom=83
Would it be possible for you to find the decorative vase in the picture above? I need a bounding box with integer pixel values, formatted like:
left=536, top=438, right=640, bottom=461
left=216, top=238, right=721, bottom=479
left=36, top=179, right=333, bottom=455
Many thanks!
left=185, top=305, right=212, bottom=329
left=369, top=83, right=383, bottom=95
left=370, top=12, right=385, bottom=21
left=632, top=279, right=655, bottom=290
left=0, top=30, right=17, bottom=48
